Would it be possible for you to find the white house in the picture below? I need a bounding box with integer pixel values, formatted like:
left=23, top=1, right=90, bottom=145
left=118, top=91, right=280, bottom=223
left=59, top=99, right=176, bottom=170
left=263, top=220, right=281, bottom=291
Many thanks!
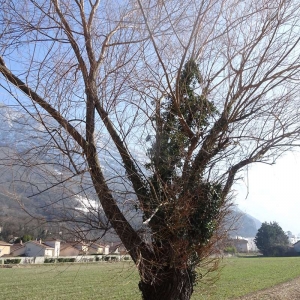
left=231, top=237, right=249, bottom=252
left=245, top=238, right=258, bottom=252
left=88, top=242, right=110, bottom=255
left=44, top=239, right=61, bottom=257
left=25, top=240, right=54, bottom=257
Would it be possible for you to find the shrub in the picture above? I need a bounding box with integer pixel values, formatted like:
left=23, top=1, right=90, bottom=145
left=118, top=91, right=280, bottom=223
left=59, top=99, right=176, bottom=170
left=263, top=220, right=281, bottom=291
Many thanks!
left=267, top=245, right=295, bottom=257
left=110, top=256, right=118, bottom=262
left=44, top=258, right=56, bottom=263
left=284, top=247, right=298, bottom=257
left=4, top=259, right=21, bottom=264
left=57, top=258, right=75, bottom=262
left=57, top=258, right=76, bottom=263
left=224, top=246, right=237, bottom=255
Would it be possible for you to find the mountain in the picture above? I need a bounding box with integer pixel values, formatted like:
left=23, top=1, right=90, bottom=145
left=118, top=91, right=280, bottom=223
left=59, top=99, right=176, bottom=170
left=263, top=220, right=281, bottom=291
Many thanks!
left=228, top=208, right=262, bottom=237
left=0, top=104, right=262, bottom=240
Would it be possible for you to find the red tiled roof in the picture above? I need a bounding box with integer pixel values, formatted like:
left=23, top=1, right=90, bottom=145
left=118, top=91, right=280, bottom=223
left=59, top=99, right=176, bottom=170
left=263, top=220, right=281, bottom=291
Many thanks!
left=67, top=241, right=87, bottom=247
left=60, top=243, right=78, bottom=251
left=10, top=243, right=25, bottom=252
left=27, top=241, right=54, bottom=249
left=0, top=241, right=12, bottom=246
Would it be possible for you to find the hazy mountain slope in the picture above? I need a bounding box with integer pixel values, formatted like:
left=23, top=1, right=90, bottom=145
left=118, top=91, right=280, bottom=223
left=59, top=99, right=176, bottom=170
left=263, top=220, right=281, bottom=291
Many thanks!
left=229, top=208, right=262, bottom=237
left=0, top=104, right=261, bottom=239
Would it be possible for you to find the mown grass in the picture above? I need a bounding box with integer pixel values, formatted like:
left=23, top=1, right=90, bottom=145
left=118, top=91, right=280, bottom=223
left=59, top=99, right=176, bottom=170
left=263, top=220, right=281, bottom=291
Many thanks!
left=0, top=257, right=300, bottom=299
left=196, top=256, right=300, bottom=299
left=0, top=262, right=140, bottom=300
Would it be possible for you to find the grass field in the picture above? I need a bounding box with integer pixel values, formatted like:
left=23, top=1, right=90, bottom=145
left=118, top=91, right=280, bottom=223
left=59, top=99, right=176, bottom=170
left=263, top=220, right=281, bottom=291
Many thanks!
left=197, top=256, right=300, bottom=299
left=1, top=257, right=300, bottom=299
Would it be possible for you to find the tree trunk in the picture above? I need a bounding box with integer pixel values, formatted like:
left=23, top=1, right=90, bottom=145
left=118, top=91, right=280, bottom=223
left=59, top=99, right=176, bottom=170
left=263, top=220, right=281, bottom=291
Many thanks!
left=138, top=267, right=194, bottom=300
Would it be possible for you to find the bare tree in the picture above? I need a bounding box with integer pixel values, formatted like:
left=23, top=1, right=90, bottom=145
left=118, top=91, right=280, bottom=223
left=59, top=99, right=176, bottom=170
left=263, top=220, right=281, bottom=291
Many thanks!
left=1, top=0, right=300, bottom=299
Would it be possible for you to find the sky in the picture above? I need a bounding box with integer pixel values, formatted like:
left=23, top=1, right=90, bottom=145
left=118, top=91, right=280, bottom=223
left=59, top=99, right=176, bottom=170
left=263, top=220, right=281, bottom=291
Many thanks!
left=234, top=151, right=300, bottom=236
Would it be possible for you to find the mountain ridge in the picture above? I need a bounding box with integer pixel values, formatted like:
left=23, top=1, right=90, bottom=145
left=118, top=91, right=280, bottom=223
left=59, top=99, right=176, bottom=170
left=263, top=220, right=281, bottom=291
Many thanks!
left=0, top=103, right=262, bottom=240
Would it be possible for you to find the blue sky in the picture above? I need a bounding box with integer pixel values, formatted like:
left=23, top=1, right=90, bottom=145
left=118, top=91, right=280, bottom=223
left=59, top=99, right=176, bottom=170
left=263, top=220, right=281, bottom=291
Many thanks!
left=235, top=152, right=300, bottom=236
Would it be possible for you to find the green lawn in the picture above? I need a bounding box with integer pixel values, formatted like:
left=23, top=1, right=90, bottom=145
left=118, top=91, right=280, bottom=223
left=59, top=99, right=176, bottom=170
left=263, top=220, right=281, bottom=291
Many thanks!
left=1, top=257, right=300, bottom=299
left=196, top=256, right=300, bottom=299
left=0, top=262, right=140, bottom=300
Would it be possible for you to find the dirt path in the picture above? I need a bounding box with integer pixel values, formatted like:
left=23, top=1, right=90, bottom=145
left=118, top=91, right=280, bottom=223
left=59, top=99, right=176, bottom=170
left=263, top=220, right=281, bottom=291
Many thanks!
left=235, top=276, right=300, bottom=299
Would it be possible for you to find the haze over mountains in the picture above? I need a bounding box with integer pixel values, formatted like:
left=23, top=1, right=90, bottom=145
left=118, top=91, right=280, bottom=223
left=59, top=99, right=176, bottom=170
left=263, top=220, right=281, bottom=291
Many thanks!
left=0, top=104, right=261, bottom=239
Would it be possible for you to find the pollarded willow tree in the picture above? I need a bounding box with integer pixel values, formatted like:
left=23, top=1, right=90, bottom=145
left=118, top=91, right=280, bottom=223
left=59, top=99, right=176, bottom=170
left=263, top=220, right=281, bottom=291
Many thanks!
left=1, top=0, right=300, bottom=299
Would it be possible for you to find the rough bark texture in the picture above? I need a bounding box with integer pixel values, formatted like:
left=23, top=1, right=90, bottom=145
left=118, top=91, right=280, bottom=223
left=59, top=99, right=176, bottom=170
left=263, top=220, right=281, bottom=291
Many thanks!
left=139, top=267, right=194, bottom=300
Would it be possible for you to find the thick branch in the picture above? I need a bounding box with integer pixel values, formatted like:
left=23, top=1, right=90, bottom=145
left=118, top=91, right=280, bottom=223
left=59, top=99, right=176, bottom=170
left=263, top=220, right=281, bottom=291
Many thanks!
left=94, top=102, right=150, bottom=202
left=85, top=142, right=147, bottom=262
left=188, top=113, right=229, bottom=186
left=222, top=158, right=253, bottom=198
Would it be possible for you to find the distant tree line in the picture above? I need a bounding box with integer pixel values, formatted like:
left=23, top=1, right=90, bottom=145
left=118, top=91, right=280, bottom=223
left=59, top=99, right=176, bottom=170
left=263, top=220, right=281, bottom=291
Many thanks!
left=0, top=216, right=57, bottom=242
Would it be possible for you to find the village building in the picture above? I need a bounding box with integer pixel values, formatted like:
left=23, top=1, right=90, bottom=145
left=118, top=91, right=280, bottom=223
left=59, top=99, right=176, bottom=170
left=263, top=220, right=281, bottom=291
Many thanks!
left=110, top=243, right=128, bottom=255
left=88, top=242, right=110, bottom=255
left=59, top=243, right=80, bottom=256
left=227, top=236, right=252, bottom=253
left=67, top=241, right=89, bottom=254
left=10, top=242, right=26, bottom=256
left=245, top=237, right=258, bottom=252
left=24, top=240, right=55, bottom=257
left=1, top=237, right=124, bottom=258
left=232, top=238, right=249, bottom=252
left=43, top=239, right=61, bottom=257
left=0, top=240, right=12, bottom=257
left=293, top=240, right=300, bottom=253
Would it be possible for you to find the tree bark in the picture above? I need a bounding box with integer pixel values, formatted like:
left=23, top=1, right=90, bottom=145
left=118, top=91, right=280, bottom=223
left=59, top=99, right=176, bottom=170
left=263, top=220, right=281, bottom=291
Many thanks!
left=138, top=267, right=194, bottom=300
